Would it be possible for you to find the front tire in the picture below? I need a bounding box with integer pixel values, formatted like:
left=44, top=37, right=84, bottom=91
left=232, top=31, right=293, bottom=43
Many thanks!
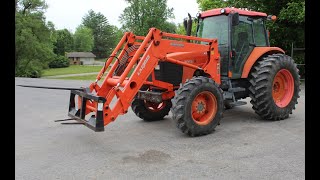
left=171, top=76, right=224, bottom=137
left=248, top=54, right=300, bottom=120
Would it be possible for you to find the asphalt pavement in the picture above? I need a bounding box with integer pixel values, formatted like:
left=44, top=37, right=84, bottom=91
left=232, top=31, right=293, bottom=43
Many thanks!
left=15, top=78, right=305, bottom=180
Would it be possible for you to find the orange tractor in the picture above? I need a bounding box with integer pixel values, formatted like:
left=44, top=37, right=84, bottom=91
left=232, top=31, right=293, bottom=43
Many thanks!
left=65, top=8, right=300, bottom=136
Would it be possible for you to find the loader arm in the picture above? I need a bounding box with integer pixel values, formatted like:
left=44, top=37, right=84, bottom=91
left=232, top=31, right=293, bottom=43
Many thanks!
left=68, top=28, right=220, bottom=131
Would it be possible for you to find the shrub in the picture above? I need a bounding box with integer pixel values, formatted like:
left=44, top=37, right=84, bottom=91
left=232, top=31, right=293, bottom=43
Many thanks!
left=48, top=55, right=70, bottom=68
left=15, top=65, right=43, bottom=78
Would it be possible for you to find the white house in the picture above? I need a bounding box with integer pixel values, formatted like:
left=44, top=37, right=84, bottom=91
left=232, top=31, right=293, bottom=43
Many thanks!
left=66, top=52, right=96, bottom=65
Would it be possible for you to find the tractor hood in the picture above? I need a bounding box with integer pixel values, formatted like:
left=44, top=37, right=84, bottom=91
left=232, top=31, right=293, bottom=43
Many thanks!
left=166, top=51, right=208, bottom=63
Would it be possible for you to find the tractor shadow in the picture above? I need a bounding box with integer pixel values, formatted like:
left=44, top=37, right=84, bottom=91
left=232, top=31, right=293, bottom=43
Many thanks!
left=221, top=105, right=265, bottom=124
left=132, top=103, right=274, bottom=138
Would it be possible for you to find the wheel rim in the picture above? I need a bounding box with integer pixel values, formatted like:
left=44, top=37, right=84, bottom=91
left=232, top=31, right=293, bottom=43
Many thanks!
left=191, top=91, right=217, bottom=125
left=144, top=101, right=166, bottom=112
left=272, top=69, right=294, bottom=108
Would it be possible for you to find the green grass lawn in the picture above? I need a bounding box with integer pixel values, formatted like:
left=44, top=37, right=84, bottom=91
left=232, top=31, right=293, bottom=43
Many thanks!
left=42, top=65, right=103, bottom=76
left=95, top=58, right=108, bottom=62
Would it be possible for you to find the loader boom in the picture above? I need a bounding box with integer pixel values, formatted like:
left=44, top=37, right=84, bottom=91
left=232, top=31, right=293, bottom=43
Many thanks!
left=68, top=28, right=220, bottom=131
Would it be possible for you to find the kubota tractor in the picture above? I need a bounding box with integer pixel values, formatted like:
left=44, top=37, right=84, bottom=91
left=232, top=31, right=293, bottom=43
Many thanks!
left=62, top=8, right=300, bottom=136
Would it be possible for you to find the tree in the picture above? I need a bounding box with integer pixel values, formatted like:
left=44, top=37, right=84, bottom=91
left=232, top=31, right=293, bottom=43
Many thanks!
left=119, top=0, right=175, bottom=36
left=15, top=0, right=55, bottom=77
left=17, top=0, right=48, bottom=14
left=110, top=25, right=125, bottom=46
left=82, top=10, right=117, bottom=58
left=196, top=0, right=227, bottom=11
left=54, top=29, right=74, bottom=55
left=162, top=21, right=177, bottom=33
left=47, top=21, right=57, bottom=45
left=73, top=25, right=94, bottom=52
left=176, top=20, right=198, bottom=36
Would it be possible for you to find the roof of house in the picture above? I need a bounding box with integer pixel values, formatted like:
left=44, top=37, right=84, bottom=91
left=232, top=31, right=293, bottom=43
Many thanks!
left=66, top=52, right=96, bottom=58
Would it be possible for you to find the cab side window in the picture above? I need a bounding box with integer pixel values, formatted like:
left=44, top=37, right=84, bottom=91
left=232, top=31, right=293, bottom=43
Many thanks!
left=253, top=18, right=267, bottom=46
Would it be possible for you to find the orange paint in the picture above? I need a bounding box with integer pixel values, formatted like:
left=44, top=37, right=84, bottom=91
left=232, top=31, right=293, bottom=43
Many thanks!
left=161, top=91, right=175, bottom=100
left=166, top=51, right=208, bottom=83
left=241, top=47, right=285, bottom=78
left=272, top=69, right=294, bottom=107
left=191, top=91, right=217, bottom=126
left=182, top=67, right=196, bottom=83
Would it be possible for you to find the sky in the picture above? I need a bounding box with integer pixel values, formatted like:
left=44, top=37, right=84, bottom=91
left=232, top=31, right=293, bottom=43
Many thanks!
left=44, top=0, right=200, bottom=33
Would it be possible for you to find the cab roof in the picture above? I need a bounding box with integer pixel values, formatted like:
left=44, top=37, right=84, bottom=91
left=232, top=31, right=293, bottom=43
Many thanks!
left=200, top=7, right=267, bottom=18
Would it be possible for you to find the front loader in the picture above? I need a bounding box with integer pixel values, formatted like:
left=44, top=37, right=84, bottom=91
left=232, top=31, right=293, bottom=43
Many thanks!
left=20, top=8, right=300, bottom=136
left=67, top=27, right=222, bottom=135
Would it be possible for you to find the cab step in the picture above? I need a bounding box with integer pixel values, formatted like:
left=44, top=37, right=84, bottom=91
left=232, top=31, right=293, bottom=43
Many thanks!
left=228, top=87, right=246, bottom=93
left=229, top=101, right=247, bottom=106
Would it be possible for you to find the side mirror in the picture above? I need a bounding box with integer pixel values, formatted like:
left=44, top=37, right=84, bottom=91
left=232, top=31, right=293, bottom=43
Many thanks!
left=231, top=12, right=239, bottom=26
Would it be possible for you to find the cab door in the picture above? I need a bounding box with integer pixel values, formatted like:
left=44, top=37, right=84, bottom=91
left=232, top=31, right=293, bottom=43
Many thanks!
left=230, top=16, right=269, bottom=79
left=230, top=16, right=255, bottom=78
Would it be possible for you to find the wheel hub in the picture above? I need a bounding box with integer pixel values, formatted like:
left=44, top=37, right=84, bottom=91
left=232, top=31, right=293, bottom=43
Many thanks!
left=197, top=102, right=205, bottom=112
left=191, top=91, right=217, bottom=125
left=272, top=69, right=294, bottom=108
left=273, top=82, right=280, bottom=92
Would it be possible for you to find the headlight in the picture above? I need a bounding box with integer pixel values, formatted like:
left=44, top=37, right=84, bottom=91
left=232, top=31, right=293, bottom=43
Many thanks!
left=155, top=64, right=160, bottom=70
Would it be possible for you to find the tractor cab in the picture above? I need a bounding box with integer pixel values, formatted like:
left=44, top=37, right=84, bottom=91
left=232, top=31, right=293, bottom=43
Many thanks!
left=197, top=8, right=269, bottom=79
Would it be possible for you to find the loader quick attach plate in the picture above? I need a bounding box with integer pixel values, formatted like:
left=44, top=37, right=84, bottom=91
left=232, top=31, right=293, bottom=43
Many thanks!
left=68, top=89, right=106, bottom=132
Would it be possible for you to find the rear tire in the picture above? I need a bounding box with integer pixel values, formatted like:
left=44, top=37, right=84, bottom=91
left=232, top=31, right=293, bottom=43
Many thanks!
left=171, top=76, right=224, bottom=137
left=248, top=54, right=300, bottom=120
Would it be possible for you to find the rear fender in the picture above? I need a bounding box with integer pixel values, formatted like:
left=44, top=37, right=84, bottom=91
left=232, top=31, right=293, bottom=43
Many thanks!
left=241, top=47, right=285, bottom=78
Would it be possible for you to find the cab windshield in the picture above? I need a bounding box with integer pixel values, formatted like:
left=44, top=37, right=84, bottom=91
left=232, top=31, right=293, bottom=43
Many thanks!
left=197, top=15, right=228, bottom=45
